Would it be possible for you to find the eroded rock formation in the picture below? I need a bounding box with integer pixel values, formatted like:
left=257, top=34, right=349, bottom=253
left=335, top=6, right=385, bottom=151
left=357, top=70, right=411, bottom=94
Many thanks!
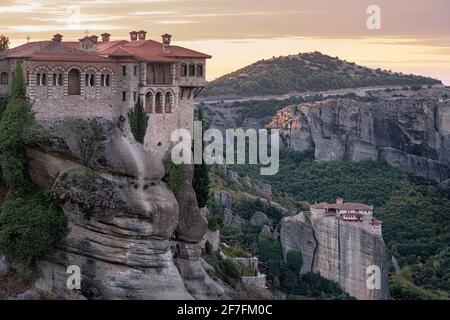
left=25, top=117, right=228, bottom=300
left=267, top=98, right=450, bottom=182
left=280, top=214, right=390, bottom=300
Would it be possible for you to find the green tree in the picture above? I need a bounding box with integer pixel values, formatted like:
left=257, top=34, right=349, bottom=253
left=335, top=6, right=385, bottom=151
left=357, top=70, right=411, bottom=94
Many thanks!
left=0, top=61, right=34, bottom=189
left=286, top=250, right=303, bottom=275
left=0, top=61, right=67, bottom=279
left=127, top=100, right=148, bottom=144
left=193, top=107, right=210, bottom=207
left=0, top=192, right=67, bottom=279
left=0, top=35, right=9, bottom=51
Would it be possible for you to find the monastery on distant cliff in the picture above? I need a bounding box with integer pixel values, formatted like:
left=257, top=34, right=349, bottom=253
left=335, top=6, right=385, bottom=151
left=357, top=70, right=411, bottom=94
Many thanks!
left=310, top=198, right=382, bottom=236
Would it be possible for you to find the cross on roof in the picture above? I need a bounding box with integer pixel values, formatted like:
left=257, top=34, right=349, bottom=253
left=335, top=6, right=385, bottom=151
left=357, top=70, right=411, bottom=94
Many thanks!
left=26, top=36, right=30, bottom=43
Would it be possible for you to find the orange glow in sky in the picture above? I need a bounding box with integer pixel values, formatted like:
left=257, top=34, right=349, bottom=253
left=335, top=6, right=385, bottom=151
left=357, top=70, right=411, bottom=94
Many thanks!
left=2, top=0, right=449, bottom=84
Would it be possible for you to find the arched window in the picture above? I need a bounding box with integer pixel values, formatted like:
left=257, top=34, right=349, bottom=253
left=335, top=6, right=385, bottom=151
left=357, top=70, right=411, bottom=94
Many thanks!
left=0, top=72, right=8, bottom=85
left=181, top=64, right=187, bottom=77
left=68, top=69, right=81, bottom=95
left=85, top=74, right=95, bottom=87
left=196, top=64, right=204, bottom=78
left=155, top=92, right=163, bottom=113
left=53, top=73, right=63, bottom=86
left=145, top=91, right=154, bottom=113
left=188, top=64, right=195, bottom=77
left=26, top=71, right=30, bottom=85
left=36, top=73, right=46, bottom=86
left=165, top=92, right=173, bottom=113
left=101, top=74, right=110, bottom=87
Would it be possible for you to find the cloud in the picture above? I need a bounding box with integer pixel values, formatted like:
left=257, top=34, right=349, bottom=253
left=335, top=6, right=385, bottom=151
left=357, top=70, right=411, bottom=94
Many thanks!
left=156, top=20, right=197, bottom=25
left=131, top=11, right=177, bottom=16
left=0, top=4, right=40, bottom=13
left=9, top=24, right=121, bottom=32
left=31, top=15, right=125, bottom=23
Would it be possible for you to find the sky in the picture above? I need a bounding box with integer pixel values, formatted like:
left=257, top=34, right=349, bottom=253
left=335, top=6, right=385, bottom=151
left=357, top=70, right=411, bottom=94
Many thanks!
left=1, top=0, right=449, bottom=83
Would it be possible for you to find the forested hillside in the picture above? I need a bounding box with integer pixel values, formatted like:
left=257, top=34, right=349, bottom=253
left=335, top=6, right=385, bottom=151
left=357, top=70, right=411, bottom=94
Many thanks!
left=230, top=150, right=450, bottom=299
left=203, top=52, right=440, bottom=98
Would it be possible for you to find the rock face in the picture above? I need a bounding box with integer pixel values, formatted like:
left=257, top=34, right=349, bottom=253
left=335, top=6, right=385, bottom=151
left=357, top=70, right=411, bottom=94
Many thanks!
left=280, top=214, right=390, bottom=300
left=268, top=98, right=450, bottom=182
left=25, top=117, right=226, bottom=300
left=250, top=211, right=271, bottom=227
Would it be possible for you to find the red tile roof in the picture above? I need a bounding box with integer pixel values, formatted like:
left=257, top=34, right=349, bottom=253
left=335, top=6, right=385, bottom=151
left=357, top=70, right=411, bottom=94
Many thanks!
left=311, top=202, right=373, bottom=211
left=371, top=219, right=382, bottom=226
left=0, top=36, right=211, bottom=63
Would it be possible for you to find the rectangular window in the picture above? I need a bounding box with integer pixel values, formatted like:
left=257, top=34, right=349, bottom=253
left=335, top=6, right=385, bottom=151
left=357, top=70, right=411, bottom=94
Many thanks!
left=122, top=66, right=127, bottom=76
left=133, top=91, right=137, bottom=102
left=134, top=66, right=137, bottom=77
left=189, top=64, right=196, bottom=77
left=196, top=64, right=204, bottom=78
left=181, top=64, right=187, bottom=77
left=122, top=91, right=127, bottom=102
left=1, top=72, right=8, bottom=85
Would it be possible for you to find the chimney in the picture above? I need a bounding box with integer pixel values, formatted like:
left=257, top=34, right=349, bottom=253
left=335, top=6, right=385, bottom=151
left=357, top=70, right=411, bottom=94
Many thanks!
left=101, top=33, right=111, bottom=42
left=336, top=198, right=344, bottom=205
left=161, top=33, right=172, bottom=53
left=138, top=30, right=147, bottom=41
left=129, top=31, right=138, bottom=41
left=52, top=34, right=63, bottom=43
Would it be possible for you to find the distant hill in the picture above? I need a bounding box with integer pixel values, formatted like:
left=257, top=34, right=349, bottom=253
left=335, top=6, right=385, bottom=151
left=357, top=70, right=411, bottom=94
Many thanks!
left=202, top=52, right=441, bottom=98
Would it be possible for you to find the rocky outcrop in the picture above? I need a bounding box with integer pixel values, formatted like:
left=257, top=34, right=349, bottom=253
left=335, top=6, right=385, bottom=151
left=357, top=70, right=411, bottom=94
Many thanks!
left=24, top=117, right=226, bottom=300
left=280, top=214, right=316, bottom=275
left=268, top=98, right=450, bottom=182
left=250, top=211, right=271, bottom=227
left=280, top=214, right=390, bottom=300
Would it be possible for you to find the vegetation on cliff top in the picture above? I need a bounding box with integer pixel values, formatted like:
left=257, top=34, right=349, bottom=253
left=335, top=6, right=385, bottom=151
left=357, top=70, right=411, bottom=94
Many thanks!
left=202, top=52, right=440, bottom=98
left=0, top=62, right=67, bottom=279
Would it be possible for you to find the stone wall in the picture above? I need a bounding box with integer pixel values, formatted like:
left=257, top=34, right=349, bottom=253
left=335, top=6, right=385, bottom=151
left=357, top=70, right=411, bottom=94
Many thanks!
left=144, top=95, right=195, bottom=160
left=25, top=60, right=122, bottom=118
left=241, top=274, right=266, bottom=288
left=233, top=257, right=258, bottom=270
left=0, top=59, right=11, bottom=97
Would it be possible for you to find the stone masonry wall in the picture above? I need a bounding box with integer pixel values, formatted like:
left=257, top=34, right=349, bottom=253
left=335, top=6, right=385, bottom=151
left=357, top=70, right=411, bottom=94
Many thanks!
left=144, top=95, right=195, bottom=160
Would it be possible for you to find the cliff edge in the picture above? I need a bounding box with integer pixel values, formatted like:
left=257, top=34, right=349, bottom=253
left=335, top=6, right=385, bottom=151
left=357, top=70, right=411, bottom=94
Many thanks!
left=268, top=97, right=450, bottom=183
left=21, top=117, right=229, bottom=300
left=280, top=214, right=390, bottom=300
